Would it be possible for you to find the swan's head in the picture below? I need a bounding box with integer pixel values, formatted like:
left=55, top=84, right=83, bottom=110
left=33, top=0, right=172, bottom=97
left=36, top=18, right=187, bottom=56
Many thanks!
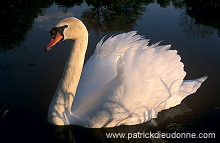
left=45, top=17, right=88, bottom=51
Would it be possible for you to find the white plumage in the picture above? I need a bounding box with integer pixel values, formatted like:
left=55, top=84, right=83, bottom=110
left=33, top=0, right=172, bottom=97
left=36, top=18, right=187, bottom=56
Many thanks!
left=46, top=17, right=207, bottom=128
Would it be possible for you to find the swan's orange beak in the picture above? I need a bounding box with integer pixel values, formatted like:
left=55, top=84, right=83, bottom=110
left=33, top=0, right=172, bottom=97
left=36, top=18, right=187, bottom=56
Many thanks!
left=45, top=32, right=63, bottom=51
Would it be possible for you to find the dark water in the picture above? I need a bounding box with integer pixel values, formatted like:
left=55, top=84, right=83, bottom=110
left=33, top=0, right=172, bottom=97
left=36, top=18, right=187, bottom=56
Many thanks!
left=0, top=0, right=219, bottom=142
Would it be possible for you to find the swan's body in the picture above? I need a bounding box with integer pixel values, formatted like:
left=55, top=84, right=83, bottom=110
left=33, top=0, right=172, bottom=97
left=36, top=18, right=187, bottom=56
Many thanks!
left=46, top=17, right=207, bottom=128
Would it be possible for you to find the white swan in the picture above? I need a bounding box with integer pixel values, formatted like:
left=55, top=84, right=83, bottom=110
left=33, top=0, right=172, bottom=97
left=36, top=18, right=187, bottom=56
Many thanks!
left=45, top=17, right=207, bottom=128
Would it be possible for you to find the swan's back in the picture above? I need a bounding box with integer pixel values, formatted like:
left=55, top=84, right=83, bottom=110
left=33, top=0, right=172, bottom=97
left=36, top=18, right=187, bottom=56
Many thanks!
left=70, top=31, right=207, bottom=128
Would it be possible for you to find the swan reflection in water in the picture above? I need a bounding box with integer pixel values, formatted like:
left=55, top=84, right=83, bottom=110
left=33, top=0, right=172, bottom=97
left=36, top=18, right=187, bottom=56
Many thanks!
left=50, top=103, right=193, bottom=143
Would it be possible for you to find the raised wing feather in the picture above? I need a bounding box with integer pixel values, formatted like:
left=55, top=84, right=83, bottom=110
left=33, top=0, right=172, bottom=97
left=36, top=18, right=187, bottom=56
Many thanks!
left=74, top=32, right=144, bottom=103
left=70, top=32, right=206, bottom=128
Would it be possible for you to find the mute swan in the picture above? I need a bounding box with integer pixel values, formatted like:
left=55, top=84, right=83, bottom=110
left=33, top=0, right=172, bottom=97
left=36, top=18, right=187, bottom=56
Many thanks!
left=45, top=17, right=207, bottom=128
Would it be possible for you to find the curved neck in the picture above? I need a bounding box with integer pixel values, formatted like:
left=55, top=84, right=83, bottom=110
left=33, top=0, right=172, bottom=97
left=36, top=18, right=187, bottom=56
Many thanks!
left=62, top=36, right=88, bottom=96
left=48, top=34, right=88, bottom=125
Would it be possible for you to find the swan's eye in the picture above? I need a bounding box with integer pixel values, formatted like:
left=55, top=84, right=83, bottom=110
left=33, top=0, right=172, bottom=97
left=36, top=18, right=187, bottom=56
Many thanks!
left=50, top=28, right=57, bottom=39
left=56, top=25, right=68, bottom=36
left=50, top=25, right=68, bottom=39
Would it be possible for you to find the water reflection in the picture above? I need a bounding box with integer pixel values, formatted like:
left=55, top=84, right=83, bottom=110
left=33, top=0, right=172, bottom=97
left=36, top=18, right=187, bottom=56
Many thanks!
left=180, top=13, right=216, bottom=38
left=50, top=104, right=192, bottom=143
left=184, top=0, right=220, bottom=29
left=1, top=0, right=220, bottom=50
left=54, top=0, right=83, bottom=8
left=49, top=103, right=218, bottom=143
left=0, top=0, right=51, bottom=50
left=155, top=0, right=220, bottom=37
left=1, top=103, right=218, bottom=142
left=82, top=0, right=154, bottom=33
left=0, top=0, right=81, bottom=50
left=178, top=0, right=220, bottom=37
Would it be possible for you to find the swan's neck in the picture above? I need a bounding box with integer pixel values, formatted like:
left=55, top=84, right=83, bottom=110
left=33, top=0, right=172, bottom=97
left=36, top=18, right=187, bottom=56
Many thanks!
left=48, top=34, right=88, bottom=125
left=61, top=36, right=88, bottom=96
